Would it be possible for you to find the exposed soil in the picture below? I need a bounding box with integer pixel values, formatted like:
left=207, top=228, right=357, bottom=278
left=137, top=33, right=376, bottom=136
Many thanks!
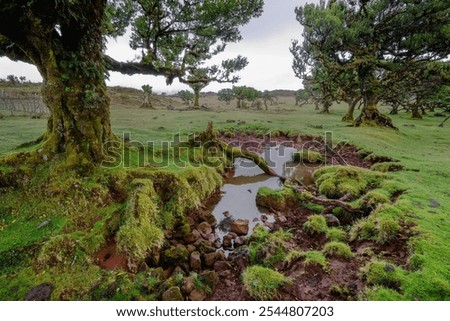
left=94, top=239, right=129, bottom=272
left=218, top=132, right=373, bottom=168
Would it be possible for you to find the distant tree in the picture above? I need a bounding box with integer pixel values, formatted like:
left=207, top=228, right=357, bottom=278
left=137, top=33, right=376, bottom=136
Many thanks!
left=261, top=90, right=275, bottom=110
left=178, top=90, right=194, bottom=105
left=295, top=89, right=309, bottom=107
left=140, top=85, right=153, bottom=109
left=232, top=86, right=248, bottom=108
left=19, top=76, right=27, bottom=83
left=188, top=82, right=207, bottom=108
left=218, top=88, right=234, bottom=105
left=6, top=75, right=19, bottom=85
left=292, top=0, right=450, bottom=128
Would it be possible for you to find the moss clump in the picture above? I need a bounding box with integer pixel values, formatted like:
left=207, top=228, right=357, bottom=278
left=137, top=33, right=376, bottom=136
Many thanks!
left=361, top=260, right=405, bottom=290
left=36, top=234, right=86, bottom=269
left=256, top=187, right=298, bottom=211
left=354, top=189, right=390, bottom=212
left=242, top=266, right=291, bottom=300
left=116, top=179, right=165, bottom=267
left=363, top=286, right=405, bottom=300
left=326, top=228, right=348, bottom=242
left=303, top=215, right=328, bottom=235
left=162, top=244, right=190, bottom=265
left=283, top=249, right=303, bottom=267
left=249, top=226, right=293, bottom=267
left=370, top=162, right=404, bottom=172
left=303, top=250, right=329, bottom=270
left=292, top=149, right=324, bottom=163
left=322, top=241, right=354, bottom=259
left=350, top=218, right=377, bottom=241
left=313, top=166, right=386, bottom=199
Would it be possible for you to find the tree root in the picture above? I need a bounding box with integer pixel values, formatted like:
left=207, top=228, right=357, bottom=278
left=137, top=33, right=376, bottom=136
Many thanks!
left=218, top=141, right=280, bottom=178
left=295, top=186, right=364, bottom=216
left=354, top=109, right=398, bottom=130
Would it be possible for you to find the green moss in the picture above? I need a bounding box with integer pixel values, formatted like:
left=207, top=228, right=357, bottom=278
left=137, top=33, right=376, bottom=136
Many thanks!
left=376, top=217, right=401, bottom=244
left=370, top=162, right=404, bottom=172
left=322, top=241, right=354, bottom=259
left=242, top=266, right=291, bottom=300
left=350, top=218, right=377, bottom=241
left=313, top=166, right=386, bottom=199
left=354, top=189, right=390, bottom=212
left=256, top=187, right=298, bottom=211
left=326, top=227, right=347, bottom=242
left=249, top=227, right=293, bottom=267
left=303, top=215, right=328, bottom=235
left=292, top=149, right=324, bottom=163
left=363, top=286, right=405, bottom=300
left=303, top=250, right=329, bottom=270
left=162, top=244, right=190, bottom=264
left=116, top=179, right=165, bottom=265
left=283, top=249, right=303, bottom=267
left=361, top=260, right=405, bottom=290
left=36, top=234, right=88, bottom=269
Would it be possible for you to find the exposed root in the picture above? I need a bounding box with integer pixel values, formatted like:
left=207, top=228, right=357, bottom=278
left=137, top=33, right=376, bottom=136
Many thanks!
left=354, top=109, right=398, bottom=130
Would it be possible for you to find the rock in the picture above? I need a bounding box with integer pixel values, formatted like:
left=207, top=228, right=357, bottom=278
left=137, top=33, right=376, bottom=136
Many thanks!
left=204, top=252, right=218, bottom=267
left=325, top=214, right=340, bottom=227
left=164, top=229, right=173, bottom=239
left=185, top=229, right=201, bottom=244
left=172, top=266, right=186, bottom=276
left=198, top=222, right=212, bottom=235
left=189, top=289, right=206, bottom=301
left=186, top=216, right=195, bottom=226
left=214, top=260, right=231, bottom=273
left=253, top=217, right=260, bottom=222
left=234, top=236, right=247, bottom=247
left=228, top=246, right=250, bottom=271
left=208, top=233, right=219, bottom=243
left=213, top=239, right=222, bottom=249
left=181, top=276, right=195, bottom=295
left=194, top=239, right=216, bottom=254
left=24, top=283, right=53, bottom=301
left=261, top=214, right=268, bottom=222
left=163, top=244, right=190, bottom=264
left=228, top=232, right=238, bottom=239
left=162, top=286, right=184, bottom=301
left=222, top=234, right=233, bottom=250
left=187, top=244, right=196, bottom=252
left=223, top=211, right=231, bottom=218
left=278, top=215, right=287, bottom=223
left=190, top=251, right=202, bottom=271
left=229, top=219, right=249, bottom=235
left=200, top=270, right=219, bottom=289
left=263, top=221, right=274, bottom=230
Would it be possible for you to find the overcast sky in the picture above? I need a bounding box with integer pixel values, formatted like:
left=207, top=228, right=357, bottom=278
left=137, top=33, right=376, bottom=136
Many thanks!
left=0, top=0, right=311, bottom=93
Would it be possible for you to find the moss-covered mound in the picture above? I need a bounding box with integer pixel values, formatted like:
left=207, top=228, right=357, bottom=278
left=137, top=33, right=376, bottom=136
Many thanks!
left=292, top=149, right=324, bottom=164
left=313, top=165, right=386, bottom=199
left=242, top=265, right=291, bottom=300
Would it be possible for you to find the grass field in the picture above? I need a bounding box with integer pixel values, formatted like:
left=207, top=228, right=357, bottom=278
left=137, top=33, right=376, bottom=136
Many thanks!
left=0, top=84, right=449, bottom=300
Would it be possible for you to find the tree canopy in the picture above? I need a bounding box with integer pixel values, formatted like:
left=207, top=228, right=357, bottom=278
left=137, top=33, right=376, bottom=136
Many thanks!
left=0, top=0, right=264, bottom=165
left=291, top=0, right=450, bottom=128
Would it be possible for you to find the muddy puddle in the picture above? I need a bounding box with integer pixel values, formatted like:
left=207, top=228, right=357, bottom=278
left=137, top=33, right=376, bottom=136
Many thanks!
left=212, top=146, right=317, bottom=238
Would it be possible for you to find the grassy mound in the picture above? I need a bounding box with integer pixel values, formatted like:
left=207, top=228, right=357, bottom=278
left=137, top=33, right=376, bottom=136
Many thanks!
left=242, top=266, right=291, bottom=300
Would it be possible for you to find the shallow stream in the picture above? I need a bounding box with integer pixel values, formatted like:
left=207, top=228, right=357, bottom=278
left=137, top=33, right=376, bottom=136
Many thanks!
left=212, top=146, right=316, bottom=237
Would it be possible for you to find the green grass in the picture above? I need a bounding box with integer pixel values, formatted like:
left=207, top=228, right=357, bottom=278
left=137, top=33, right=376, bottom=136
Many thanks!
left=242, top=265, right=291, bottom=300
left=322, top=241, right=354, bottom=259
left=1, top=84, right=450, bottom=300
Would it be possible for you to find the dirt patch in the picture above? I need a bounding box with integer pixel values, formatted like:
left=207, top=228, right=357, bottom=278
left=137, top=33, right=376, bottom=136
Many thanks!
left=218, top=132, right=373, bottom=169
left=94, top=239, right=129, bottom=272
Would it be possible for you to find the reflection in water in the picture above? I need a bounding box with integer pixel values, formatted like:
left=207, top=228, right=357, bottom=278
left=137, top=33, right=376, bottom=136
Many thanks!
left=212, top=146, right=317, bottom=238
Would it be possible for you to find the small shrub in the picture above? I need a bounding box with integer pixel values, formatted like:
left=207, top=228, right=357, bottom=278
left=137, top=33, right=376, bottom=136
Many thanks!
left=242, top=266, right=290, bottom=300
left=360, top=260, right=404, bottom=290
left=326, top=228, right=347, bottom=242
left=303, top=215, right=328, bottom=235
left=322, top=241, right=354, bottom=260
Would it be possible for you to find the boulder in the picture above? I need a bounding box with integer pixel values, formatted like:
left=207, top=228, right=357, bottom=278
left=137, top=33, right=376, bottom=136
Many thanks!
left=198, top=222, right=212, bottom=236
left=234, top=236, right=247, bottom=247
left=190, top=251, right=202, bottom=271
left=189, top=289, right=206, bottom=301
left=229, top=219, right=249, bottom=235
left=204, top=252, right=218, bottom=267
left=200, top=270, right=219, bottom=289
left=222, top=234, right=233, bottom=250
left=184, top=229, right=201, bottom=244
left=181, top=276, right=195, bottom=295
left=325, top=214, right=340, bottom=227
left=213, top=260, right=231, bottom=273
left=162, top=286, right=184, bottom=301
left=24, top=283, right=53, bottom=301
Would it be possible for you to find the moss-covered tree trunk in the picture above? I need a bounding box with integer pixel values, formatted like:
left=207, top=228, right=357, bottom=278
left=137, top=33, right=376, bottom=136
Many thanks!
left=1, top=0, right=115, bottom=167
left=354, top=97, right=397, bottom=129
left=193, top=89, right=200, bottom=107
left=342, top=97, right=361, bottom=122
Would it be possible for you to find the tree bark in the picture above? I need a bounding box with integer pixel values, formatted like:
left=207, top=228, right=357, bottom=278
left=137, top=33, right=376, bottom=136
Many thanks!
left=194, top=89, right=200, bottom=107
left=0, top=0, right=115, bottom=167
left=342, top=96, right=361, bottom=122
left=354, top=96, right=397, bottom=129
